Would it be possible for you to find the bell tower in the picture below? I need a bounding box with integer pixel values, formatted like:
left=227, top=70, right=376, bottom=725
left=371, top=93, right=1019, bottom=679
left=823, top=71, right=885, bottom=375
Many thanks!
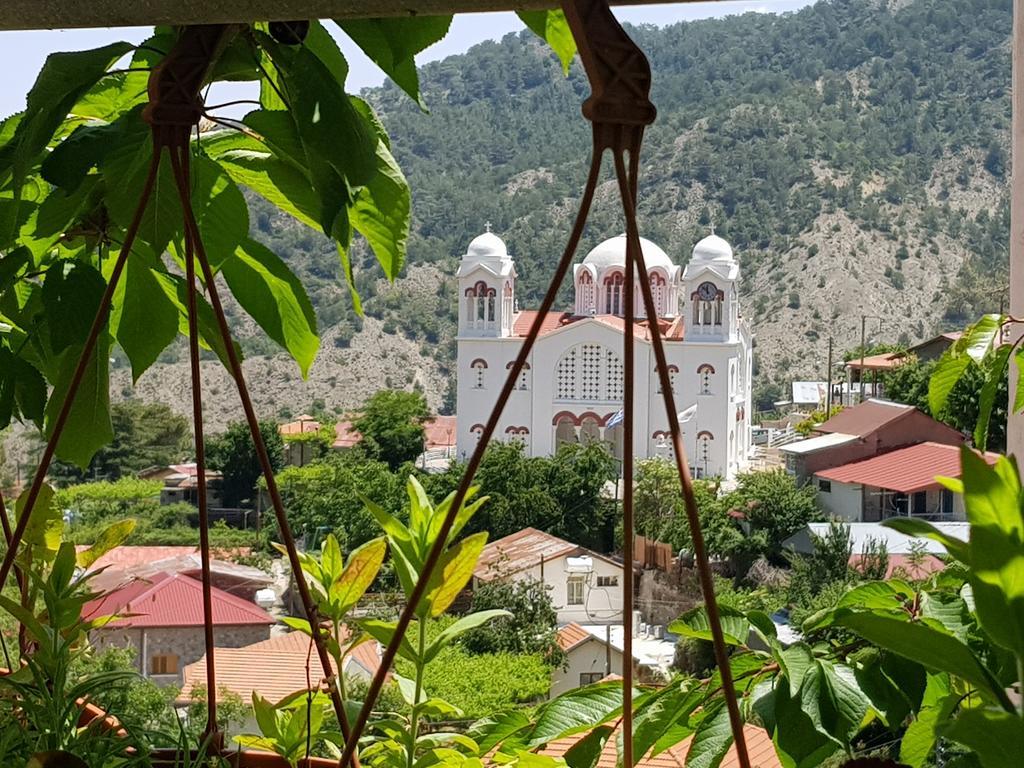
left=682, top=232, right=740, bottom=342
left=457, top=225, right=516, bottom=338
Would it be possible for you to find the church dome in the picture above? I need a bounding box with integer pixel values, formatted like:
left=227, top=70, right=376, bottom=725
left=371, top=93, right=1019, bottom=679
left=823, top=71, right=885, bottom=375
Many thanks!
left=691, top=233, right=734, bottom=263
left=465, top=231, right=508, bottom=261
left=582, top=234, right=673, bottom=270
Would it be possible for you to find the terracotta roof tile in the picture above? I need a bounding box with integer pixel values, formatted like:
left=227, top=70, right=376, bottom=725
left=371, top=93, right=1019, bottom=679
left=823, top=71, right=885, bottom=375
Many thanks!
left=815, top=441, right=1000, bottom=493
left=556, top=622, right=592, bottom=651
left=816, top=399, right=915, bottom=437
left=511, top=312, right=684, bottom=342
left=540, top=722, right=778, bottom=768
left=178, top=630, right=382, bottom=704
left=474, top=528, right=580, bottom=580
left=82, top=572, right=274, bottom=629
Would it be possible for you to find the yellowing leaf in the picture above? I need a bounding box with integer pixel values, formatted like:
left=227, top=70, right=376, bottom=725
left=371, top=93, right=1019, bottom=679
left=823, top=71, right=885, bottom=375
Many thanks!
left=426, top=532, right=488, bottom=617
left=332, top=536, right=387, bottom=614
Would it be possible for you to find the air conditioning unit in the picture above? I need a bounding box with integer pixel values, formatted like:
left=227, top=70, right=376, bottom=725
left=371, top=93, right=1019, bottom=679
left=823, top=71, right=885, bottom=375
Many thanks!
left=254, top=588, right=276, bottom=608
left=652, top=625, right=663, bottom=639
left=566, top=556, right=593, bottom=573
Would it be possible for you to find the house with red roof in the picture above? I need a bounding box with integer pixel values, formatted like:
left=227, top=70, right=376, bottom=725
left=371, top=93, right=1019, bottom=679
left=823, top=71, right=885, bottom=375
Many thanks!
left=83, top=572, right=274, bottom=685
left=475, top=528, right=624, bottom=626
left=812, top=442, right=999, bottom=522
left=552, top=622, right=675, bottom=697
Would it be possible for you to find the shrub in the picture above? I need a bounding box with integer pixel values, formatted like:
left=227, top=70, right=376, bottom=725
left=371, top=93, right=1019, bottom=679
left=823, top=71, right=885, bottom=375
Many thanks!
left=461, top=578, right=562, bottom=664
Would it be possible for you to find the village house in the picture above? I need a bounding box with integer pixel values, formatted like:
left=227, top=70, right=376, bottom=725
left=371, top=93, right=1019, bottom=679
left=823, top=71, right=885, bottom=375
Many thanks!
left=278, top=414, right=457, bottom=466
left=779, top=399, right=964, bottom=485
left=474, top=528, right=624, bottom=626
left=83, top=572, right=274, bottom=685
left=551, top=622, right=675, bottom=697
left=811, top=442, right=999, bottom=522
left=138, top=463, right=224, bottom=508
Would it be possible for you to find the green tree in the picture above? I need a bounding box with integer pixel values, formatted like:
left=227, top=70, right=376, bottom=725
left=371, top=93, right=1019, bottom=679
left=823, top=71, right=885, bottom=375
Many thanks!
left=882, top=355, right=933, bottom=412
left=632, top=458, right=731, bottom=555
left=461, top=577, right=563, bottom=663
left=49, top=402, right=191, bottom=485
left=207, top=419, right=284, bottom=508
left=353, top=390, right=429, bottom=470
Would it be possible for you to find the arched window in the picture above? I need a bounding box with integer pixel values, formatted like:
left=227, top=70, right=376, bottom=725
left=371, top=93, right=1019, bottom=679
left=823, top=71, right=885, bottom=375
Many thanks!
left=579, top=414, right=602, bottom=445
left=697, top=364, right=714, bottom=395
left=658, top=364, right=679, bottom=394
left=554, top=414, right=577, bottom=448
left=649, top=272, right=667, bottom=316
left=465, top=281, right=491, bottom=327
left=470, top=359, right=487, bottom=389
left=696, top=431, right=714, bottom=473
left=555, top=344, right=622, bottom=402
left=692, top=282, right=722, bottom=327
left=470, top=424, right=484, bottom=444
left=507, top=360, right=531, bottom=390
left=577, top=270, right=595, bottom=315
left=603, top=271, right=624, bottom=315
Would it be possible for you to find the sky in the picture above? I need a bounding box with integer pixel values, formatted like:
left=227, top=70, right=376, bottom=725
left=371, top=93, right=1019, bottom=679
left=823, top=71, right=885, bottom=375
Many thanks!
left=0, top=1, right=814, bottom=117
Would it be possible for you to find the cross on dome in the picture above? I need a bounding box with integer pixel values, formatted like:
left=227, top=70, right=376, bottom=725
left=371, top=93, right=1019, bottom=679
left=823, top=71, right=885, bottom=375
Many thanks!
left=484, top=220, right=492, bottom=233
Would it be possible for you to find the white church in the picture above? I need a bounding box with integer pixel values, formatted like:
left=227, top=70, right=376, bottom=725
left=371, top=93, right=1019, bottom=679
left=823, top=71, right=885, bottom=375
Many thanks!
left=455, top=229, right=753, bottom=480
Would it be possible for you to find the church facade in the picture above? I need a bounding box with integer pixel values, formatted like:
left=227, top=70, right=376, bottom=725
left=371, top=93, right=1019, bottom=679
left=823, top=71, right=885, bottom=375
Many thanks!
left=455, top=229, right=753, bottom=480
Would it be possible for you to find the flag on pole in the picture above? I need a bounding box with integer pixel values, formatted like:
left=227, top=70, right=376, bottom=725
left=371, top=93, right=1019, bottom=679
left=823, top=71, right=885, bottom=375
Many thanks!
left=605, top=409, right=625, bottom=429
left=677, top=404, right=697, bottom=423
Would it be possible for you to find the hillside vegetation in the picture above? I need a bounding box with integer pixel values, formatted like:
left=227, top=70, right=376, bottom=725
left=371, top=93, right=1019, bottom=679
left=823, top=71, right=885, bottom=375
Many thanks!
left=120, top=0, right=1011, bottom=422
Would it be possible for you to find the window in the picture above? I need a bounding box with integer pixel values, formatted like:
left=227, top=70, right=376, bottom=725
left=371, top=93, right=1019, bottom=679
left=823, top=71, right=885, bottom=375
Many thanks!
left=150, top=654, right=178, bottom=676
left=507, top=361, right=531, bottom=390
left=603, top=271, right=624, bottom=315
left=696, top=431, right=713, bottom=472
left=818, top=479, right=832, bottom=493
left=555, top=343, right=622, bottom=401
left=697, top=364, right=714, bottom=395
left=577, top=270, right=595, bottom=314
left=597, top=575, right=618, bottom=587
left=580, top=672, right=604, bottom=686
left=470, top=359, right=487, bottom=389
left=567, top=576, right=585, bottom=605
left=649, top=272, right=666, bottom=317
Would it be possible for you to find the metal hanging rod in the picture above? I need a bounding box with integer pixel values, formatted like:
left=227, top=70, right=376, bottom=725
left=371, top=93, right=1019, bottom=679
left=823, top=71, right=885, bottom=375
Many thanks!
left=0, top=0, right=728, bottom=32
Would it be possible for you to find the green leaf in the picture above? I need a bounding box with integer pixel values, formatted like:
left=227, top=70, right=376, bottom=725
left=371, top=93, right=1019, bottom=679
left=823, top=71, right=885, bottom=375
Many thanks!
left=425, top=531, right=488, bottom=617
left=799, top=661, right=869, bottom=746
left=899, top=678, right=955, bottom=768
left=929, top=314, right=1003, bottom=415
left=180, top=154, right=250, bottom=271
left=683, top=704, right=734, bottom=768
left=882, top=517, right=969, bottom=562
left=40, top=106, right=147, bottom=192
left=517, top=10, right=577, bottom=75
left=221, top=238, right=319, bottom=377
left=360, top=618, right=420, bottom=665
left=669, top=603, right=749, bottom=646
left=110, top=253, right=179, bottom=383
left=336, top=16, right=452, bottom=108
left=1014, top=347, right=1024, bottom=414
left=321, top=533, right=343, bottom=582
left=75, top=519, right=136, bottom=568
left=836, top=580, right=915, bottom=611
left=564, top=725, right=613, bottom=768
left=280, top=616, right=314, bottom=636
left=252, top=692, right=281, bottom=741
left=974, top=343, right=1011, bottom=450
left=630, top=681, right=700, bottom=765
left=350, top=132, right=410, bottom=282
left=958, top=448, right=1024, bottom=659
left=836, top=611, right=1012, bottom=710
left=42, top=261, right=106, bottom=355
left=0, top=42, right=133, bottom=243
left=425, top=609, right=512, bottom=663
left=525, top=681, right=623, bottom=747
left=44, top=332, right=113, bottom=468
left=331, top=536, right=387, bottom=614
left=943, top=708, right=1024, bottom=768
left=17, top=484, right=61, bottom=553
left=0, top=345, right=46, bottom=427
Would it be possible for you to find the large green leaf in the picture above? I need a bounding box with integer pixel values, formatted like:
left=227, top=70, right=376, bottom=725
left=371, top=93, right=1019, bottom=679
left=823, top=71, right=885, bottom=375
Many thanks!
left=0, top=42, right=133, bottom=243
left=75, top=519, right=137, bottom=568
left=359, top=619, right=420, bottom=665
left=110, top=252, right=179, bottom=383
left=17, top=483, right=61, bottom=553
left=330, top=536, right=387, bottom=614
left=349, top=134, right=410, bottom=282
left=629, top=681, right=699, bottom=765
left=525, top=681, right=623, bottom=747
left=668, top=603, right=749, bottom=646
left=425, top=531, right=488, bottom=617
left=0, top=345, right=46, bottom=427
left=835, top=611, right=1012, bottom=710
left=220, top=238, right=319, bottom=377
left=564, top=725, right=613, bottom=768
left=517, top=10, right=577, bottom=75
left=958, top=448, right=1024, bottom=659
left=943, top=708, right=1024, bottom=768
left=153, top=269, right=238, bottom=370
left=44, top=331, right=113, bottom=468
left=799, top=661, right=869, bottom=746
left=336, top=16, right=452, bottom=107
left=683, top=704, right=734, bottom=768
left=755, top=682, right=840, bottom=768
left=882, top=517, right=969, bottom=562
left=929, top=314, right=1003, bottom=415
left=40, top=105, right=147, bottom=192
left=178, top=154, right=250, bottom=271
left=899, top=675, right=954, bottom=768
left=41, top=261, right=106, bottom=355
left=466, top=709, right=531, bottom=756
left=425, top=609, right=511, bottom=663
left=974, top=342, right=1011, bottom=450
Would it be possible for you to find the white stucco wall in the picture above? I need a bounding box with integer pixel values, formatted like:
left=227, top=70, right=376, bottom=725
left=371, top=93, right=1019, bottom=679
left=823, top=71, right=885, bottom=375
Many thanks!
left=816, top=479, right=864, bottom=521
left=501, top=553, right=624, bottom=626
left=550, top=637, right=624, bottom=698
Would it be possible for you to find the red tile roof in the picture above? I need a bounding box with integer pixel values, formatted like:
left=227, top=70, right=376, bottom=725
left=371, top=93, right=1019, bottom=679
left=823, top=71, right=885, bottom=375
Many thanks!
left=474, top=528, right=581, bottom=580
left=82, top=572, right=274, bottom=629
left=815, top=442, right=1000, bottom=493
left=75, top=545, right=251, bottom=572
left=511, top=312, right=685, bottom=341
left=816, top=399, right=916, bottom=437
left=556, top=622, right=593, bottom=652
left=330, top=416, right=455, bottom=451
left=279, top=415, right=322, bottom=435
left=178, top=630, right=382, bottom=705
left=540, top=722, right=779, bottom=768
left=844, top=352, right=904, bottom=371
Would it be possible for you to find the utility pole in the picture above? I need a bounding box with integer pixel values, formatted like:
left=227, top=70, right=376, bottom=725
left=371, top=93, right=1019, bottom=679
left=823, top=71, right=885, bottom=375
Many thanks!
left=859, top=315, right=867, bottom=404
left=1009, top=0, right=1024, bottom=458
left=825, top=336, right=833, bottom=415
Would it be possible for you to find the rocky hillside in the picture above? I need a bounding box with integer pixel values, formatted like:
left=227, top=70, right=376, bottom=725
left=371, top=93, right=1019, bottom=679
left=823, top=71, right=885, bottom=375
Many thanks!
left=118, top=0, right=1011, bottom=422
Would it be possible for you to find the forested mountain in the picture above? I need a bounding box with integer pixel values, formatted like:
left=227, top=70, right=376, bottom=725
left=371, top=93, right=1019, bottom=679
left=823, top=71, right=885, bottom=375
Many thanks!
left=120, top=0, right=1012, bottom=421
